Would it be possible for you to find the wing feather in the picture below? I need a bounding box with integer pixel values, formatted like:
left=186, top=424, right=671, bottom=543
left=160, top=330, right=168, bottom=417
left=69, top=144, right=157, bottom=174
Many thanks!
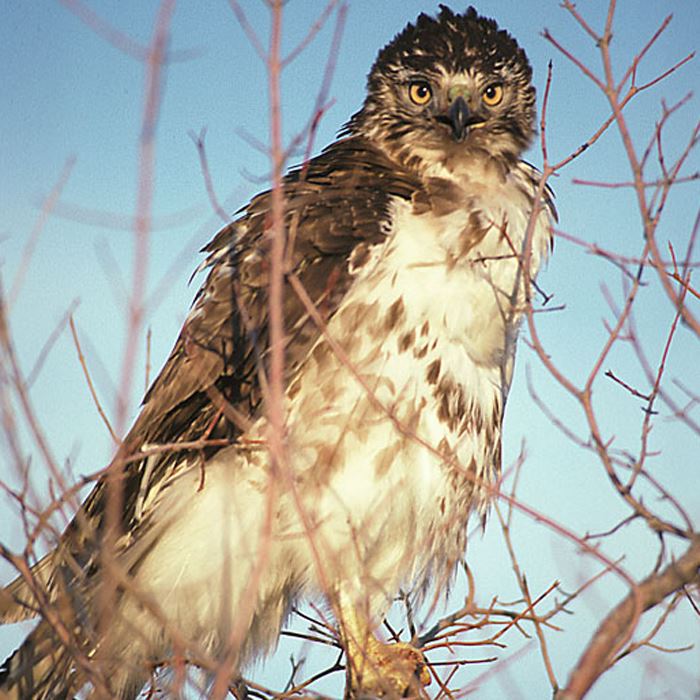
left=2, top=136, right=421, bottom=618
left=82, top=136, right=420, bottom=539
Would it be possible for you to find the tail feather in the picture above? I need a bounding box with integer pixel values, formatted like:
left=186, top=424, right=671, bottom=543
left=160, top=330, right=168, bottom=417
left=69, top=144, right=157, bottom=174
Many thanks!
left=0, top=619, right=73, bottom=699
left=0, top=554, right=54, bottom=624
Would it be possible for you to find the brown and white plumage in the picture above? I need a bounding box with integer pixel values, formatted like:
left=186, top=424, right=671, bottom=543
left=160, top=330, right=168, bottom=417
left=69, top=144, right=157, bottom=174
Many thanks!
left=1, top=6, right=555, bottom=698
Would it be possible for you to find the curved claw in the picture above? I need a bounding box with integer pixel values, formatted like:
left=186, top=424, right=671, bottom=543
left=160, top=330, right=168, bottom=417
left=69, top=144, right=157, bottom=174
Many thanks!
left=345, top=637, right=431, bottom=699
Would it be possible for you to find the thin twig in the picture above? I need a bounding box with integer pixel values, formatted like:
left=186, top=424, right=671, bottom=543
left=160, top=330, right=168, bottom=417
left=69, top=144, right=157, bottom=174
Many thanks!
left=69, top=316, right=119, bottom=443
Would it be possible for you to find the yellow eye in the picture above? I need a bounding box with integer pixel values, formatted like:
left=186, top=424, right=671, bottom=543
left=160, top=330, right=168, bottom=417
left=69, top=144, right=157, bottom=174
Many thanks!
left=408, top=80, right=432, bottom=106
left=482, top=83, right=503, bottom=106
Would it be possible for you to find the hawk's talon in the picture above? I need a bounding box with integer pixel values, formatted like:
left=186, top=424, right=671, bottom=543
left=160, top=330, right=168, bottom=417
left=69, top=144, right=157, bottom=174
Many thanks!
left=345, top=638, right=431, bottom=699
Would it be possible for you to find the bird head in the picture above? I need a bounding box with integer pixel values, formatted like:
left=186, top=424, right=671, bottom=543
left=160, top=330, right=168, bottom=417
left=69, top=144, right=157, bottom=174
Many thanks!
left=348, top=5, right=536, bottom=174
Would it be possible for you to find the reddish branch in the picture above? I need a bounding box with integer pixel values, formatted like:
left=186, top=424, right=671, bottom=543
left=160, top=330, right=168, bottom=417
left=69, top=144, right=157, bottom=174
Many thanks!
left=532, top=2, right=698, bottom=697
left=69, top=317, right=119, bottom=444
left=209, top=2, right=288, bottom=696
left=558, top=537, right=700, bottom=699
left=9, top=157, right=76, bottom=306
left=189, top=128, right=230, bottom=222
left=59, top=0, right=199, bottom=62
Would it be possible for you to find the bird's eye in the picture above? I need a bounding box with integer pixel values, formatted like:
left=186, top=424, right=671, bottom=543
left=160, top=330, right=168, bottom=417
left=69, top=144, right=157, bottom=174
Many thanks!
left=482, top=83, right=504, bottom=107
left=408, top=80, right=433, bottom=106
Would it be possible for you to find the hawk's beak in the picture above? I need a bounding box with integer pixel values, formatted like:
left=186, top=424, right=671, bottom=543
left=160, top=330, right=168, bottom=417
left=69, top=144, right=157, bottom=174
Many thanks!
left=448, top=96, right=471, bottom=141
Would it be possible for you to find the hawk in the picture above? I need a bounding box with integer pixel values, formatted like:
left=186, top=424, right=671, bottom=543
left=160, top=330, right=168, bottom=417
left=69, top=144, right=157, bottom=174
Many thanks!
left=1, top=5, right=554, bottom=698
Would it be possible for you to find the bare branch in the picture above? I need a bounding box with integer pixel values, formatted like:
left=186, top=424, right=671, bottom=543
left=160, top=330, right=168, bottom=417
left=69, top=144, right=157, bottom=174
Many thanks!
left=558, top=537, right=700, bottom=699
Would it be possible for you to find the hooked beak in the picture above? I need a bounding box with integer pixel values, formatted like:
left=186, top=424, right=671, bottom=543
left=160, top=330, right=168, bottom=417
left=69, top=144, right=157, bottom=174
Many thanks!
left=448, top=96, right=471, bottom=141
left=445, top=96, right=486, bottom=142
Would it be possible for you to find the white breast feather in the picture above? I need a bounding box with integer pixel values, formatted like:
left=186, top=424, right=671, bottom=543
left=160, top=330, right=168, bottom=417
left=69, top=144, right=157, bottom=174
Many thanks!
left=120, top=161, right=552, bottom=672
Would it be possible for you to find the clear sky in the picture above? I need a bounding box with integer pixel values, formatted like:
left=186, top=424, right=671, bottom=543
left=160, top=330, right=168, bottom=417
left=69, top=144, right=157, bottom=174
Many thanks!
left=1, top=2, right=698, bottom=698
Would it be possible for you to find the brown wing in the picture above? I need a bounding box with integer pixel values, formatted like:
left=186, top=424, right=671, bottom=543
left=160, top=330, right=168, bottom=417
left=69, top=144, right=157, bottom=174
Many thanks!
left=78, top=136, right=421, bottom=536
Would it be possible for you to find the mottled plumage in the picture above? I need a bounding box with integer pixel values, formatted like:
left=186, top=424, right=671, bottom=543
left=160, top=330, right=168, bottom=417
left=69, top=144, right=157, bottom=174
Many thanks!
left=1, top=6, right=555, bottom=699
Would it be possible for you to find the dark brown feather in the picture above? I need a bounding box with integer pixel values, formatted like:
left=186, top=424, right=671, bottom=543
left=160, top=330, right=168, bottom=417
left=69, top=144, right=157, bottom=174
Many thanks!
left=80, top=136, right=422, bottom=539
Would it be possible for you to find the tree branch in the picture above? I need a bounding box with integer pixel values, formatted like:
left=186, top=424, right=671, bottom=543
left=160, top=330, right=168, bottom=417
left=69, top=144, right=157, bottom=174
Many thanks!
left=558, top=537, right=700, bottom=699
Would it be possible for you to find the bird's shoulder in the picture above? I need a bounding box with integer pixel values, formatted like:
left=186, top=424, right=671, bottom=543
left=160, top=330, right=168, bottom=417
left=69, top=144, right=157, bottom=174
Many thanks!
left=137, top=136, right=422, bottom=437
left=77, top=136, right=424, bottom=537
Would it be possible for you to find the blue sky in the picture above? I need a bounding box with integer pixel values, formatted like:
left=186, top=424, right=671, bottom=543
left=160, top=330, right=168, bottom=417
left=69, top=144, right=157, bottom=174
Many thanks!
left=1, top=2, right=698, bottom=698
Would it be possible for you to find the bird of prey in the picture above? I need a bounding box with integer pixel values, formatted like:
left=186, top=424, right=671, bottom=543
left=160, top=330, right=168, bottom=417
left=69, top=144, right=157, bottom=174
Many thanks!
left=1, top=5, right=555, bottom=699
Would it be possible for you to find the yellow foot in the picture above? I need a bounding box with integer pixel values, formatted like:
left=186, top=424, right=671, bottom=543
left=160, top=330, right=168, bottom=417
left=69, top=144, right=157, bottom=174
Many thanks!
left=346, top=639, right=431, bottom=699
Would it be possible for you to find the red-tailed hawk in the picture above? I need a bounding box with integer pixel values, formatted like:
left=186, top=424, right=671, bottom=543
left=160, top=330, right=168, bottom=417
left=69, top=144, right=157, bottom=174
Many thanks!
left=1, top=5, right=554, bottom=698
